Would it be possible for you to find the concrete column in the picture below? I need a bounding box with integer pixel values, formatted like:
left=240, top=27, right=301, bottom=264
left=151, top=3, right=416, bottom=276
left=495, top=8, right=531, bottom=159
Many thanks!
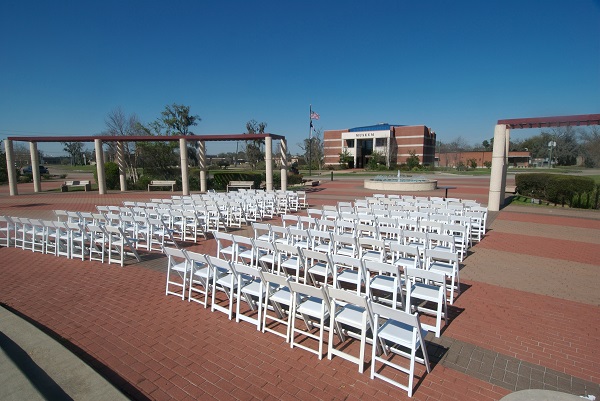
left=5, top=139, right=18, bottom=196
left=386, top=136, right=391, bottom=167
left=265, top=136, right=273, bottom=191
left=500, top=128, right=510, bottom=203
left=30, top=142, right=41, bottom=192
left=198, top=141, right=207, bottom=193
left=179, top=138, right=189, bottom=195
left=280, top=139, right=288, bottom=191
left=353, top=139, right=358, bottom=169
left=488, top=124, right=507, bottom=211
left=116, top=141, right=127, bottom=191
left=95, top=139, right=107, bottom=195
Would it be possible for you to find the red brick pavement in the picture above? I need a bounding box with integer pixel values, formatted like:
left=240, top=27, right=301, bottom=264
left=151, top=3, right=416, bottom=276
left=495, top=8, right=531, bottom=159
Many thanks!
left=444, top=280, right=600, bottom=384
left=476, top=231, right=600, bottom=265
left=497, top=211, right=600, bottom=229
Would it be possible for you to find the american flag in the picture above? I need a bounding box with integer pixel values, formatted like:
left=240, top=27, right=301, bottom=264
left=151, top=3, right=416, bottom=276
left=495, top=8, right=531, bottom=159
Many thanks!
left=310, top=111, right=320, bottom=120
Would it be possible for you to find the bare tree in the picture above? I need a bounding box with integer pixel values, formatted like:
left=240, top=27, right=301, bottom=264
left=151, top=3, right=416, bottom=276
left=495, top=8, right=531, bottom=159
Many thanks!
left=579, top=126, right=600, bottom=167
left=102, top=107, right=144, bottom=182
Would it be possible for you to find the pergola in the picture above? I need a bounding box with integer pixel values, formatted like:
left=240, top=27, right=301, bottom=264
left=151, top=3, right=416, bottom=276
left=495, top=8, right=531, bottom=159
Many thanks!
left=488, top=113, right=600, bottom=211
left=4, top=133, right=290, bottom=196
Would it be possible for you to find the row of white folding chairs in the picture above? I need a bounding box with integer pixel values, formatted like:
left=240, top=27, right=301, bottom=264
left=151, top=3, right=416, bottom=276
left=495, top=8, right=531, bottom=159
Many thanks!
left=265, top=217, right=469, bottom=262
left=0, top=215, right=142, bottom=267
left=56, top=208, right=181, bottom=251
left=214, top=228, right=460, bottom=307
left=311, top=207, right=484, bottom=245
left=164, top=248, right=434, bottom=396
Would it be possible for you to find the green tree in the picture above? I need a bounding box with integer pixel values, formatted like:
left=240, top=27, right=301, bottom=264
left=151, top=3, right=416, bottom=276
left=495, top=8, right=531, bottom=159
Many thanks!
left=339, top=149, right=353, bottom=169
left=298, top=128, right=324, bottom=171
left=160, top=103, right=201, bottom=166
left=62, top=141, right=85, bottom=165
left=160, top=103, right=201, bottom=136
left=0, top=141, right=7, bottom=183
left=245, top=120, right=267, bottom=170
left=406, top=150, right=420, bottom=169
left=580, top=126, right=600, bottom=167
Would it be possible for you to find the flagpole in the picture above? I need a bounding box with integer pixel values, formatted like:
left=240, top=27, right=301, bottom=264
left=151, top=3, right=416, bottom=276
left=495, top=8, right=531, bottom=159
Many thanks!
left=309, top=104, right=312, bottom=177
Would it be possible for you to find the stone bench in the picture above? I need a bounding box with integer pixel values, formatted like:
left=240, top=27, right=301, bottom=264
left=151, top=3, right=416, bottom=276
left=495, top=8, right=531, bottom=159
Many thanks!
left=148, top=180, right=176, bottom=191
left=62, top=180, right=92, bottom=192
left=227, top=180, right=254, bottom=192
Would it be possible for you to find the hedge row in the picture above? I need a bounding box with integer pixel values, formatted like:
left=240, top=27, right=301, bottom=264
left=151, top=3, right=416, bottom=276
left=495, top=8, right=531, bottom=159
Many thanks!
left=95, top=164, right=305, bottom=192
left=515, top=173, right=598, bottom=208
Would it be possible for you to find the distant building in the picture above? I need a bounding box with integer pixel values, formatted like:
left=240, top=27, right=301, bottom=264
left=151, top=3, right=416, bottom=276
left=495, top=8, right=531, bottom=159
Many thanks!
left=324, top=123, right=436, bottom=168
left=436, top=151, right=531, bottom=168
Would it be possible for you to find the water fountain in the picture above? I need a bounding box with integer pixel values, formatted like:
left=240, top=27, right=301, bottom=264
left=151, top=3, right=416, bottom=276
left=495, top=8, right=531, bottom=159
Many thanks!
left=364, top=170, right=437, bottom=191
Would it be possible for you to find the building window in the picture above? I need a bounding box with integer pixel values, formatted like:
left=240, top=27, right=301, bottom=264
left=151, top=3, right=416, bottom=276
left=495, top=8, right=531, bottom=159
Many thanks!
left=346, top=139, right=354, bottom=147
left=375, top=138, right=387, bottom=147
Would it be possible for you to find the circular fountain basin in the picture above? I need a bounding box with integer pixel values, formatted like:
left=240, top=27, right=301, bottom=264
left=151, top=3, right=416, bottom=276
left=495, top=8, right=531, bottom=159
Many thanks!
left=364, top=176, right=438, bottom=191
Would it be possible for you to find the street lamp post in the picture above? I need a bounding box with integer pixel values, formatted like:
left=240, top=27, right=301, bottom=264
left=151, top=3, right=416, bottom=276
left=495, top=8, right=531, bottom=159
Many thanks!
left=548, top=141, right=556, bottom=168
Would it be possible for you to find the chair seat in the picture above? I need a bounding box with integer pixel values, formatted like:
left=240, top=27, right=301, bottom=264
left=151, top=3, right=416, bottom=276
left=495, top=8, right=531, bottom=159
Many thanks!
left=297, top=297, right=327, bottom=317
left=241, top=279, right=264, bottom=298
left=378, top=319, right=427, bottom=348
left=409, top=283, right=441, bottom=302
left=308, top=262, right=329, bottom=277
left=428, top=261, right=453, bottom=275
left=270, top=287, right=292, bottom=305
left=334, top=304, right=366, bottom=327
left=337, top=269, right=360, bottom=284
left=370, top=275, right=400, bottom=292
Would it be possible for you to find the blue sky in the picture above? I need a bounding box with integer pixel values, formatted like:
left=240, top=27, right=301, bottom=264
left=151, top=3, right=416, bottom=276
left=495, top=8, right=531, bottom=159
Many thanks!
left=1, top=0, right=599, bottom=157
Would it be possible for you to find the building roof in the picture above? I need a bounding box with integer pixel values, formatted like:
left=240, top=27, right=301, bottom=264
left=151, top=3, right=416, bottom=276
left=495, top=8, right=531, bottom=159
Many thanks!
left=348, top=123, right=404, bottom=132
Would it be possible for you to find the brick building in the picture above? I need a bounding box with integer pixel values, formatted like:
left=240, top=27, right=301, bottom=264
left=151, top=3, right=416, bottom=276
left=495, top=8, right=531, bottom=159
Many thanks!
left=324, top=123, right=436, bottom=168
left=436, top=151, right=530, bottom=168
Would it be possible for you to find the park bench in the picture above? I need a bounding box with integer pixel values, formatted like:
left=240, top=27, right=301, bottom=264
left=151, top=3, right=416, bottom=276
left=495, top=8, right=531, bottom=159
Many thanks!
left=148, top=180, right=176, bottom=191
left=302, top=179, right=320, bottom=187
left=227, top=180, right=254, bottom=192
left=62, top=180, right=92, bottom=192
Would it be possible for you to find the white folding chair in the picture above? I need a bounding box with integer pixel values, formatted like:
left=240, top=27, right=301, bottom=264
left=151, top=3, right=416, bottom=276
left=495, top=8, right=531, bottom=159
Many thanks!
left=234, top=262, right=265, bottom=330
left=164, top=247, right=191, bottom=300
left=425, top=248, right=460, bottom=305
left=105, top=225, right=140, bottom=266
left=389, top=242, right=422, bottom=271
left=364, top=260, right=405, bottom=310
left=300, top=248, right=333, bottom=287
left=213, top=231, right=236, bottom=261
left=66, top=222, right=87, bottom=261
left=358, top=237, right=387, bottom=263
left=331, top=254, right=366, bottom=295
left=332, top=233, right=357, bottom=257
left=370, top=302, right=431, bottom=397
left=209, top=256, right=247, bottom=320
left=326, top=286, right=373, bottom=373
left=276, top=243, right=305, bottom=282
left=288, top=280, right=332, bottom=360
left=87, top=224, right=108, bottom=263
left=308, top=229, right=333, bottom=254
left=404, top=267, right=447, bottom=338
left=259, top=271, right=293, bottom=341
left=0, top=216, right=15, bottom=247
left=186, top=251, right=215, bottom=308
left=252, top=239, right=278, bottom=271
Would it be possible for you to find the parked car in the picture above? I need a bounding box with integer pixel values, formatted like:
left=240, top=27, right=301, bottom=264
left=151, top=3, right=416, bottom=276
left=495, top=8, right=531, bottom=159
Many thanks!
left=22, top=165, right=49, bottom=175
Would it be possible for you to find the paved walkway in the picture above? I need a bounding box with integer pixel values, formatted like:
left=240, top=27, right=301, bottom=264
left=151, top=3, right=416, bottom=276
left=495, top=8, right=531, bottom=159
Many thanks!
left=0, top=175, right=599, bottom=400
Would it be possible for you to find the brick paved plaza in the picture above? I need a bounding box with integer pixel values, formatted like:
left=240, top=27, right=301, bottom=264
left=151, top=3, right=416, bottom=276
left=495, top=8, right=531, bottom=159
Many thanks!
left=1, top=173, right=598, bottom=400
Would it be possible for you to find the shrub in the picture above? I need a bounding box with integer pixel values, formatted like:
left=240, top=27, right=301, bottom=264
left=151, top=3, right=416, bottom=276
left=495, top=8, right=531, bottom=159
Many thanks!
left=93, top=162, right=120, bottom=190
left=515, top=173, right=596, bottom=208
